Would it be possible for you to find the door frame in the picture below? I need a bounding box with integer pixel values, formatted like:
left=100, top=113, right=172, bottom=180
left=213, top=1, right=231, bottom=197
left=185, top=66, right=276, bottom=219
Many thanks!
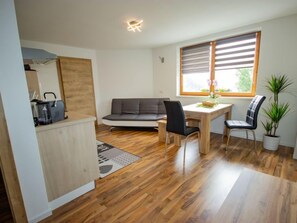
left=0, top=93, right=28, bottom=222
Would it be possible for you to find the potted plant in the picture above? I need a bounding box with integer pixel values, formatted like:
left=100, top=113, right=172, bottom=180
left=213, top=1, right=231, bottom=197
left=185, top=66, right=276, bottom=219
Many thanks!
left=262, top=74, right=292, bottom=151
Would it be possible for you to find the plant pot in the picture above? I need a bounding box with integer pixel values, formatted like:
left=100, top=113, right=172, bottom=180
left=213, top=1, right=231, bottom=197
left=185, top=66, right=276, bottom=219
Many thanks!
left=263, top=135, right=280, bottom=151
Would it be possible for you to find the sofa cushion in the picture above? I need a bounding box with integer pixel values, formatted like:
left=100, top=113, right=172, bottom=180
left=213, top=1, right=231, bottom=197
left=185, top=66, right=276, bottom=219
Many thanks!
left=158, top=99, right=168, bottom=114
left=111, top=99, right=122, bottom=114
left=103, top=114, right=166, bottom=121
left=139, top=99, right=159, bottom=114
left=122, top=99, right=140, bottom=114
left=111, top=98, right=169, bottom=115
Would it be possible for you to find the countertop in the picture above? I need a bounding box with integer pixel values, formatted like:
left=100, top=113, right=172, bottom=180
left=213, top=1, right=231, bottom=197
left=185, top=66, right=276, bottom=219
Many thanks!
left=36, top=112, right=96, bottom=132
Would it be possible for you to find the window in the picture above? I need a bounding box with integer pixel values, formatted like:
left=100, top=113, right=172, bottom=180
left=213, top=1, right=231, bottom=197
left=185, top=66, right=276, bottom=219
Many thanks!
left=180, top=32, right=261, bottom=97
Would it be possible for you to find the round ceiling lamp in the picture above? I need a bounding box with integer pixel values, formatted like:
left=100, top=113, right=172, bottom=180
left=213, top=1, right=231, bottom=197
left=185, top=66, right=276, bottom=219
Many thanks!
left=127, top=20, right=143, bottom=32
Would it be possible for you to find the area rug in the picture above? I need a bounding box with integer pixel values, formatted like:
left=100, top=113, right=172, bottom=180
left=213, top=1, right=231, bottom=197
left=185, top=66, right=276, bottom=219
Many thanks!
left=97, top=141, right=140, bottom=178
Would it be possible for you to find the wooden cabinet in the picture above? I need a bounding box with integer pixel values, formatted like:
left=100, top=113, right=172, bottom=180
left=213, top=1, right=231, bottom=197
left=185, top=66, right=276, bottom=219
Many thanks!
left=57, top=57, right=97, bottom=119
left=25, top=70, right=40, bottom=99
left=36, top=112, right=99, bottom=201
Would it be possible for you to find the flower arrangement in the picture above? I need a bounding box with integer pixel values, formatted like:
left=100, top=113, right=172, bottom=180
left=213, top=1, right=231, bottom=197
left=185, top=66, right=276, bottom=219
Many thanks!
left=209, top=79, right=220, bottom=100
left=209, top=92, right=220, bottom=99
left=200, top=79, right=221, bottom=108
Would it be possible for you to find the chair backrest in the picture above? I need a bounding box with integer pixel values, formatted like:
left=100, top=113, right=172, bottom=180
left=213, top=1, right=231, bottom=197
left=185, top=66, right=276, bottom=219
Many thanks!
left=164, top=101, right=187, bottom=135
left=246, top=95, right=266, bottom=129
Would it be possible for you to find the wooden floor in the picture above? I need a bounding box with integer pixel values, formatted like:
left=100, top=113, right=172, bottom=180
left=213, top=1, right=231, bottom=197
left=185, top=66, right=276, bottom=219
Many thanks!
left=42, top=126, right=297, bottom=223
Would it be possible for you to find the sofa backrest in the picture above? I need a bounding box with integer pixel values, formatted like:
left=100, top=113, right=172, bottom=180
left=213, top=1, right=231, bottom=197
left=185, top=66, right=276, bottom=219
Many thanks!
left=111, top=98, right=170, bottom=115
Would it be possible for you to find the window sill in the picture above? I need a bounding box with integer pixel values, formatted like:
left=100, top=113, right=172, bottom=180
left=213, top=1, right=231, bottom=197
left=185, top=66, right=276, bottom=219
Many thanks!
left=176, top=95, right=255, bottom=100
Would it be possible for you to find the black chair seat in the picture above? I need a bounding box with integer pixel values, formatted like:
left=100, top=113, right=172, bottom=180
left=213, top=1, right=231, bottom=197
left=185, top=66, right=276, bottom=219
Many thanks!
left=224, top=120, right=253, bottom=129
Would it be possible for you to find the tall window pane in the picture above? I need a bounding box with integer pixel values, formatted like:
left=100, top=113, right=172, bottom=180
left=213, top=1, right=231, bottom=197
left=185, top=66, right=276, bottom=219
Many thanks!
left=215, top=68, right=253, bottom=93
left=183, top=72, right=209, bottom=92
left=179, top=31, right=260, bottom=97
left=214, top=33, right=257, bottom=94
left=181, top=43, right=211, bottom=94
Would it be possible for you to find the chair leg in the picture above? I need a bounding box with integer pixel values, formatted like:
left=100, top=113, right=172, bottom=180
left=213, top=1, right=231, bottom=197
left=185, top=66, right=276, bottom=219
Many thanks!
left=183, top=131, right=199, bottom=164
left=164, top=131, right=169, bottom=157
left=184, top=135, right=189, bottom=162
left=245, top=130, right=249, bottom=145
left=252, top=130, right=256, bottom=150
left=226, top=129, right=233, bottom=151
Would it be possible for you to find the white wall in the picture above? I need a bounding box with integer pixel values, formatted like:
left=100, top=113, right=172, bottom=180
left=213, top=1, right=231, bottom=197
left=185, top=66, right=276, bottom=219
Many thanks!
left=0, top=1, right=51, bottom=222
left=153, top=14, right=297, bottom=147
left=96, top=49, right=154, bottom=120
left=21, top=40, right=101, bottom=122
left=30, top=62, right=61, bottom=100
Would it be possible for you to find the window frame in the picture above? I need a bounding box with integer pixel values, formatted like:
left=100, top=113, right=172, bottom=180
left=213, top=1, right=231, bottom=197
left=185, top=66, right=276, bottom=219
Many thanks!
left=179, top=31, right=261, bottom=97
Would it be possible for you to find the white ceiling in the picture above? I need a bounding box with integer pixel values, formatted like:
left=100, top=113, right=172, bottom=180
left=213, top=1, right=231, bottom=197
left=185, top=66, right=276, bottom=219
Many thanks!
left=14, top=0, right=297, bottom=49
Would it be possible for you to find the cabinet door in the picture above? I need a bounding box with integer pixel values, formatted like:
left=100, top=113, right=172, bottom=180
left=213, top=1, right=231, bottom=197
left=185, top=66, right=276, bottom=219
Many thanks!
left=57, top=57, right=96, bottom=118
left=37, top=120, right=99, bottom=201
left=25, top=70, right=40, bottom=99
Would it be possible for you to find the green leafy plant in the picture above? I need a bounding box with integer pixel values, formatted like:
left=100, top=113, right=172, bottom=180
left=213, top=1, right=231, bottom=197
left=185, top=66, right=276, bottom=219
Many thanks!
left=216, top=88, right=231, bottom=92
left=235, top=68, right=252, bottom=92
left=261, top=74, right=292, bottom=137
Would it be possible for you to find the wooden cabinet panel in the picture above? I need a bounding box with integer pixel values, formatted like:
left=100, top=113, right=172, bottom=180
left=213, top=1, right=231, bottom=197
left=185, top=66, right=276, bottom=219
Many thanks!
left=25, top=70, right=40, bottom=99
left=36, top=113, right=99, bottom=201
left=57, top=57, right=96, bottom=118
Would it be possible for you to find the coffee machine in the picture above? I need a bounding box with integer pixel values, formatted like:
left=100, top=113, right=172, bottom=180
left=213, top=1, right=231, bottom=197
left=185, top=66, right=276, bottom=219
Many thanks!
left=32, top=92, right=66, bottom=125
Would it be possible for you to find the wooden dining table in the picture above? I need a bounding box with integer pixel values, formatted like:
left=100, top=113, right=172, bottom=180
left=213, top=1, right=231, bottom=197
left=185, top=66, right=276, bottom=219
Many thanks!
left=158, top=103, right=233, bottom=155
left=183, top=103, right=233, bottom=154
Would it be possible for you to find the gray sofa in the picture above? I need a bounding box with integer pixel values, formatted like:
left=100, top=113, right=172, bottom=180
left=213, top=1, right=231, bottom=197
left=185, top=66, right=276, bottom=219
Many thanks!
left=102, top=98, right=170, bottom=127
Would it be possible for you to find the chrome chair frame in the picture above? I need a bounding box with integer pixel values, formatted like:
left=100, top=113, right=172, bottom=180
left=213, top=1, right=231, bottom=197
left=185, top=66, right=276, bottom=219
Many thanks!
left=164, top=131, right=200, bottom=159
left=226, top=129, right=256, bottom=150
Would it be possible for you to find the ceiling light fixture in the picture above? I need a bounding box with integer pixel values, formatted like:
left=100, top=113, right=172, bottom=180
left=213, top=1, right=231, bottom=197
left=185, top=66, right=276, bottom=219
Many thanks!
left=127, top=20, right=143, bottom=32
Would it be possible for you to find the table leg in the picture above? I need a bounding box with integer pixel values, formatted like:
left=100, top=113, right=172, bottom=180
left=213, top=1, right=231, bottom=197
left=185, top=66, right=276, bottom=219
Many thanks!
left=200, top=115, right=210, bottom=154
left=174, top=134, right=181, bottom=146
left=158, top=121, right=166, bottom=142
left=224, top=109, right=232, bottom=137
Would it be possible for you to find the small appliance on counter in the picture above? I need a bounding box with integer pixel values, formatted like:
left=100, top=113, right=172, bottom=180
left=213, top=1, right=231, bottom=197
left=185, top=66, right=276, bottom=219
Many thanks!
left=32, top=92, right=67, bottom=125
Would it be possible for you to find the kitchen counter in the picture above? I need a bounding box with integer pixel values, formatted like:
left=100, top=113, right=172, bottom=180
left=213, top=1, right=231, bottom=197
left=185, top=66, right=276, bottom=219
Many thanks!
left=35, top=112, right=99, bottom=207
left=36, top=112, right=96, bottom=132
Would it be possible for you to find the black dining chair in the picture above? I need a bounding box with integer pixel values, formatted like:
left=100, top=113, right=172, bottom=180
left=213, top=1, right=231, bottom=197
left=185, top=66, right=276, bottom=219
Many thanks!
left=163, top=101, right=200, bottom=159
left=224, top=95, right=266, bottom=150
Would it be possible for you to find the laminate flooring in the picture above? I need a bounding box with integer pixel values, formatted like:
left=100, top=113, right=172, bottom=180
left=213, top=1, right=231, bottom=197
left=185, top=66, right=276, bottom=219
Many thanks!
left=42, top=126, right=297, bottom=223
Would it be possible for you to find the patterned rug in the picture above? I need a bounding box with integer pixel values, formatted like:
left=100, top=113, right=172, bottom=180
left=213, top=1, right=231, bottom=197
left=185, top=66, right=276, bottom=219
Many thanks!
left=97, top=141, right=140, bottom=178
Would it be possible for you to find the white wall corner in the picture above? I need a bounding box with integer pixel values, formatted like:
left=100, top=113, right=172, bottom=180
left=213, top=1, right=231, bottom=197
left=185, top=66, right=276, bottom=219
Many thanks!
left=0, top=1, right=51, bottom=221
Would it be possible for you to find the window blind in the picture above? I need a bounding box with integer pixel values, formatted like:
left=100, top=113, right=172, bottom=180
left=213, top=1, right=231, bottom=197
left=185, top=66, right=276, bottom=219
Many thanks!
left=215, top=32, right=257, bottom=70
left=181, top=43, right=210, bottom=74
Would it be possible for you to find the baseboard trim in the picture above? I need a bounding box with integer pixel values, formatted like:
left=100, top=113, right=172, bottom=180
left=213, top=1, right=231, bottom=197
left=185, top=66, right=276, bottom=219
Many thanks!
left=212, top=130, right=295, bottom=148
left=29, top=209, right=52, bottom=223
left=49, top=181, right=95, bottom=210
